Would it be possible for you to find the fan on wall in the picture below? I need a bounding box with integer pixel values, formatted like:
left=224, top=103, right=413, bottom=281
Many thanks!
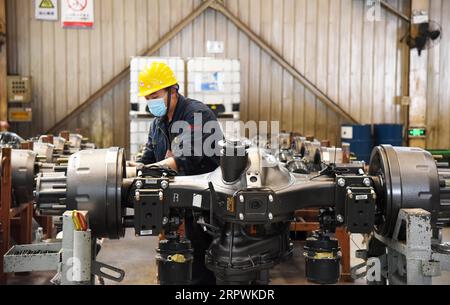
left=401, top=21, right=442, bottom=56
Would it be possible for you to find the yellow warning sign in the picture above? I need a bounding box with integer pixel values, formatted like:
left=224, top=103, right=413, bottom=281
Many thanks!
left=35, top=0, right=58, bottom=21
left=39, top=0, right=54, bottom=9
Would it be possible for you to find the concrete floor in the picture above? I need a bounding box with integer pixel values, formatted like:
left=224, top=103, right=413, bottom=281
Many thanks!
left=95, top=233, right=355, bottom=285
left=6, top=228, right=450, bottom=285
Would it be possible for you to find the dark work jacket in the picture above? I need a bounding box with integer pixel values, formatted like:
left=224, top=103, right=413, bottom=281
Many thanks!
left=137, top=94, right=222, bottom=176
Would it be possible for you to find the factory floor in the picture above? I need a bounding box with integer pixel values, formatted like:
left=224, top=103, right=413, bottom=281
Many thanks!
left=6, top=228, right=450, bottom=285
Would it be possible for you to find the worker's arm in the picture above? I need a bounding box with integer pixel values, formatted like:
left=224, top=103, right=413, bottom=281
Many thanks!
left=153, top=157, right=178, bottom=172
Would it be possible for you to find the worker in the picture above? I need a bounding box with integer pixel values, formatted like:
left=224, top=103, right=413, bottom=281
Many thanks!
left=133, top=62, right=222, bottom=285
left=0, top=121, right=10, bottom=132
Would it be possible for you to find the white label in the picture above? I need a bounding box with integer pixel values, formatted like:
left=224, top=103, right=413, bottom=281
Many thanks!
left=341, top=126, right=353, bottom=140
left=193, top=194, right=202, bottom=208
left=194, top=72, right=224, bottom=93
left=413, top=14, right=429, bottom=24
left=140, top=230, right=153, bottom=236
left=35, top=0, right=58, bottom=21
left=145, top=179, right=157, bottom=185
left=206, top=41, right=224, bottom=54
left=356, top=195, right=369, bottom=201
left=14, top=95, right=24, bottom=101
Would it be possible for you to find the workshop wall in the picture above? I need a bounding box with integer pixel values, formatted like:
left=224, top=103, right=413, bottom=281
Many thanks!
left=426, top=0, right=450, bottom=149
left=7, top=0, right=411, bottom=149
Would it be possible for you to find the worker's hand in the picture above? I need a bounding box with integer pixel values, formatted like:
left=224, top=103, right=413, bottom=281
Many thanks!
left=151, top=157, right=178, bottom=172
left=165, top=150, right=174, bottom=158
left=126, top=161, right=144, bottom=170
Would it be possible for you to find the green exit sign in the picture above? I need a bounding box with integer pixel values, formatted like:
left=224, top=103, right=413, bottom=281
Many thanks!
left=408, top=128, right=427, bottom=138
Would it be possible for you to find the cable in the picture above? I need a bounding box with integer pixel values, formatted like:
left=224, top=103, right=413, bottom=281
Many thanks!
left=350, top=234, right=362, bottom=250
left=309, top=163, right=353, bottom=181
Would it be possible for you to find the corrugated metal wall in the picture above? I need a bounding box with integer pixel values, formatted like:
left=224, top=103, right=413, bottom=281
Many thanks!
left=427, top=0, right=450, bottom=149
left=7, top=0, right=411, bottom=149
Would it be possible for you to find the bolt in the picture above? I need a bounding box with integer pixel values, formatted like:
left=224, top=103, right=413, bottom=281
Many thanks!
left=162, top=217, right=169, bottom=225
left=338, top=178, right=346, bottom=187
left=135, top=191, right=140, bottom=201
left=138, top=171, right=143, bottom=177
left=159, top=191, right=163, bottom=201
left=269, top=194, right=274, bottom=203
left=239, top=213, right=244, bottom=220
left=268, top=213, right=274, bottom=220
left=135, top=180, right=143, bottom=189
left=363, top=178, right=371, bottom=187
left=161, top=180, right=169, bottom=189
left=239, top=195, right=245, bottom=203
left=347, top=189, right=353, bottom=199
left=337, top=214, right=344, bottom=223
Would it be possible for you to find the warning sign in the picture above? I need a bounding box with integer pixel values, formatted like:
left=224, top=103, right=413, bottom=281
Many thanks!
left=61, top=0, right=94, bottom=28
left=40, top=0, right=55, bottom=9
left=35, top=0, right=58, bottom=21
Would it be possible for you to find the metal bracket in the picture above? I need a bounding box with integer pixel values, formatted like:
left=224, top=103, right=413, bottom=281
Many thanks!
left=373, top=208, right=450, bottom=285
left=234, top=190, right=274, bottom=224
left=345, top=186, right=376, bottom=234
left=134, top=188, right=165, bottom=236
left=91, top=261, right=125, bottom=283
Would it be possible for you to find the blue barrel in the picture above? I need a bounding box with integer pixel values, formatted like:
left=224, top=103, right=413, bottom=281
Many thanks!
left=374, top=124, right=403, bottom=147
left=341, top=125, right=373, bottom=163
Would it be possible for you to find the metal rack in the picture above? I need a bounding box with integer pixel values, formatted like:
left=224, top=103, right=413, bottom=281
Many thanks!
left=1, top=146, right=37, bottom=284
left=3, top=211, right=125, bottom=285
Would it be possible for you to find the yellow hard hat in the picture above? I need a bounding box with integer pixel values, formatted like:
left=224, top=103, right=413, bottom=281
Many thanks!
left=138, top=62, right=178, bottom=97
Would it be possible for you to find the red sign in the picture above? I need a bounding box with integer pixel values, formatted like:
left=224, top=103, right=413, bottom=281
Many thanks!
left=61, top=0, right=94, bottom=28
